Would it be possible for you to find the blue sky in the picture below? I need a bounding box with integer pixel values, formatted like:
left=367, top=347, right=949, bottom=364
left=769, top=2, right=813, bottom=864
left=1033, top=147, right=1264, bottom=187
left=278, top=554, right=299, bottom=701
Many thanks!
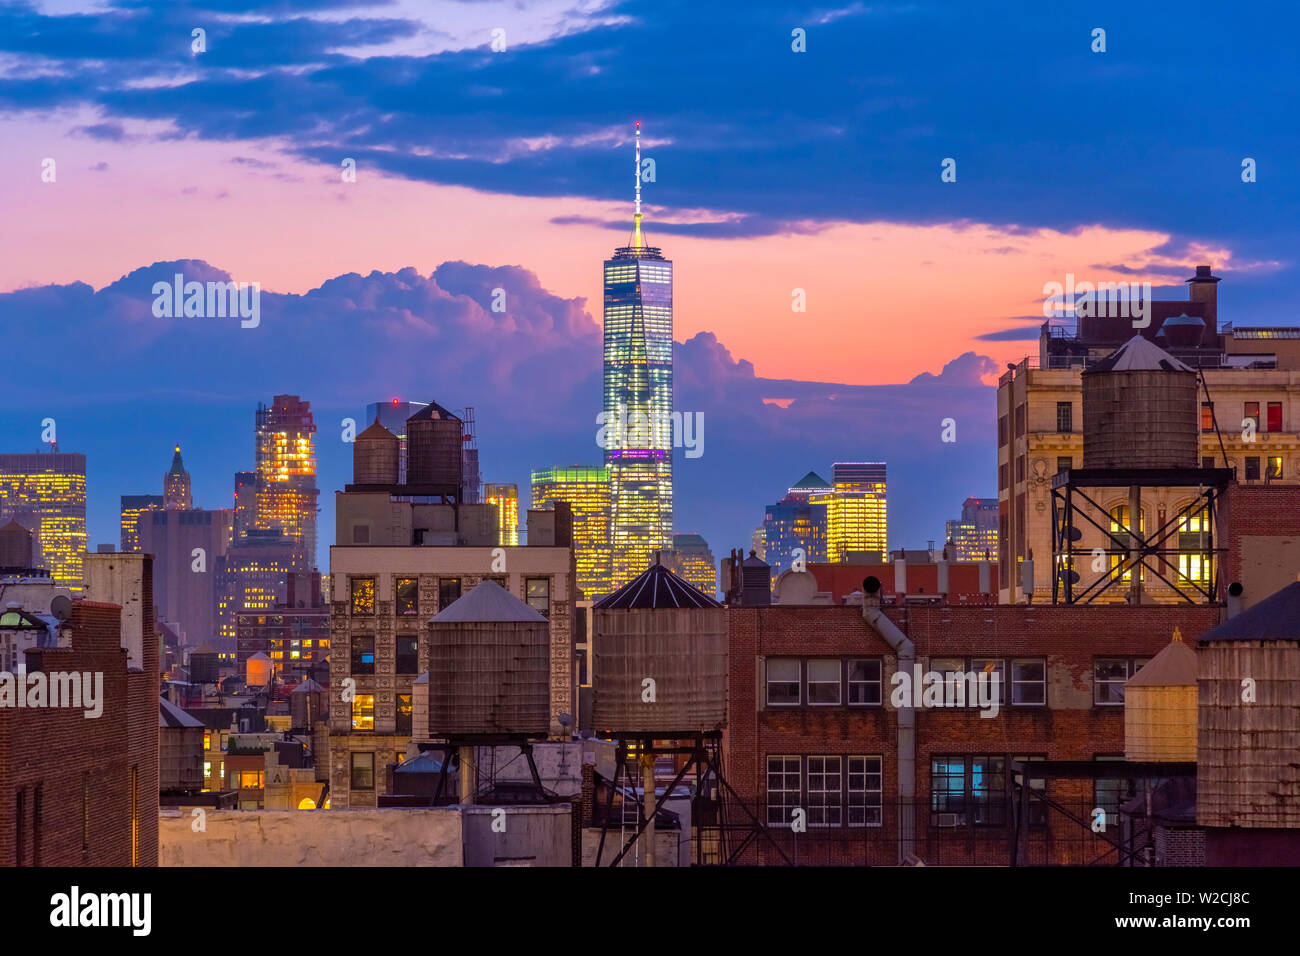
left=1, top=0, right=1296, bottom=573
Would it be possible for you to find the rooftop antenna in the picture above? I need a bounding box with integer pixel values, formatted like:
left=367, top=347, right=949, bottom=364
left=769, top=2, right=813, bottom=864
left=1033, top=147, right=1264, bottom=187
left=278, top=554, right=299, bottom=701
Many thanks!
left=633, top=121, right=643, bottom=248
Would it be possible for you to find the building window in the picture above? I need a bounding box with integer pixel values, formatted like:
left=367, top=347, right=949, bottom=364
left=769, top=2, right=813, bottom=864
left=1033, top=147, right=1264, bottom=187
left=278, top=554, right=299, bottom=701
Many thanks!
left=1094, top=658, right=1148, bottom=705
left=525, top=577, right=550, bottom=618
left=351, top=693, right=375, bottom=731
left=1010, top=659, right=1046, bottom=705
left=350, top=577, right=375, bottom=616
left=970, top=658, right=1006, bottom=705
left=766, top=659, right=801, bottom=706
left=352, top=524, right=370, bottom=544
left=1108, top=505, right=1144, bottom=583
left=766, top=755, right=801, bottom=826
left=1094, top=756, right=1130, bottom=829
left=236, top=770, right=265, bottom=789
left=438, top=577, right=461, bottom=609
left=1015, top=404, right=1026, bottom=437
left=1201, top=403, right=1214, bottom=432
left=1056, top=456, right=1072, bottom=474
left=847, top=659, right=882, bottom=705
left=1267, top=401, right=1283, bottom=432
left=847, top=756, right=883, bottom=827
left=1015, top=456, right=1025, bottom=483
left=806, top=659, right=841, bottom=705
left=1267, top=456, right=1283, bottom=480
left=396, top=693, right=413, bottom=736
left=1244, top=402, right=1260, bottom=432
left=351, top=636, right=375, bottom=675
left=971, top=755, right=1007, bottom=825
left=806, top=756, right=842, bottom=826
left=1203, top=456, right=1216, bottom=470
left=484, top=575, right=507, bottom=588
left=999, top=463, right=1009, bottom=491
left=350, top=753, right=375, bottom=791
left=396, top=635, right=418, bottom=674
left=931, top=756, right=966, bottom=823
left=998, top=415, right=1008, bottom=446
left=1245, top=457, right=1261, bottom=481
left=1056, top=402, right=1073, bottom=433
left=1178, top=509, right=1211, bottom=585
left=395, top=577, right=418, bottom=616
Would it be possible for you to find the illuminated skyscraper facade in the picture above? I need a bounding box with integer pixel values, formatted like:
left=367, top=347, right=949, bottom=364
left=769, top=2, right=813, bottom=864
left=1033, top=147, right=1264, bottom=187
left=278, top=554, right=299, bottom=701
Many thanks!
left=0, top=452, right=87, bottom=590
left=604, top=122, right=673, bottom=587
left=763, top=471, right=830, bottom=577
left=531, top=465, right=611, bottom=598
left=163, top=445, right=192, bottom=510
left=945, top=496, right=999, bottom=562
left=654, top=532, right=717, bottom=597
left=253, top=395, right=319, bottom=567
left=120, top=493, right=164, bottom=552
left=483, top=482, right=519, bottom=546
left=817, top=462, right=888, bottom=562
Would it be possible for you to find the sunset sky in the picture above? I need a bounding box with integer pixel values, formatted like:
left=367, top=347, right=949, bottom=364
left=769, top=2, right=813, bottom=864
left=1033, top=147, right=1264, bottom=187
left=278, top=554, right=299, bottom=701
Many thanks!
left=1, top=0, right=1296, bottom=567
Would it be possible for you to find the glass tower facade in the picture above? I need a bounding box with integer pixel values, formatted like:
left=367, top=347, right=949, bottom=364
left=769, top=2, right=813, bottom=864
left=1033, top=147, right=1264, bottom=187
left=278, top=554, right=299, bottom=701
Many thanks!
left=252, top=395, right=318, bottom=568
left=484, top=482, right=519, bottom=547
left=531, top=465, right=611, bottom=599
left=818, top=462, right=888, bottom=562
left=603, top=129, right=673, bottom=588
left=0, top=452, right=87, bottom=590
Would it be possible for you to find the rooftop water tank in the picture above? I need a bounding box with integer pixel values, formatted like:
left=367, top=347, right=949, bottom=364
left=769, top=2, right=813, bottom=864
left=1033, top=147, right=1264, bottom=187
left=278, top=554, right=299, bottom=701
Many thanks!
left=1124, top=628, right=1197, bottom=762
left=405, top=400, right=463, bottom=491
left=427, top=580, right=550, bottom=737
left=352, top=420, right=400, bottom=486
left=592, top=563, right=727, bottom=735
left=1082, top=335, right=1199, bottom=470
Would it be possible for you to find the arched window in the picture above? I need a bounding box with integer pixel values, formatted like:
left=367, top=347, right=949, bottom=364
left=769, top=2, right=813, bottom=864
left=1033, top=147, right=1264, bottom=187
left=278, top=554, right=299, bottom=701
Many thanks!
left=297, top=797, right=317, bottom=810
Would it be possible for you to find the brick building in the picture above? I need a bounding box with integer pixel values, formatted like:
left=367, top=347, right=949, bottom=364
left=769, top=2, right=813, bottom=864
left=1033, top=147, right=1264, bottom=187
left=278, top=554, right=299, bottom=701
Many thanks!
left=724, top=597, right=1221, bottom=865
left=0, top=598, right=160, bottom=866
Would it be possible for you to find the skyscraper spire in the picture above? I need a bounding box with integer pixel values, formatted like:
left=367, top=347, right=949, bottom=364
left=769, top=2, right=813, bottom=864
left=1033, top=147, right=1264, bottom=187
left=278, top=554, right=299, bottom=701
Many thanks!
left=633, top=120, right=643, bottom=249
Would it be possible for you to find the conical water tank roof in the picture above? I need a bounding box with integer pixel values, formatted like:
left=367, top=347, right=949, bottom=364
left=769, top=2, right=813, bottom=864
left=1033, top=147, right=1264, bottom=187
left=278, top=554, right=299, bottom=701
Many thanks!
left=353, top=419, right=400, bottom=486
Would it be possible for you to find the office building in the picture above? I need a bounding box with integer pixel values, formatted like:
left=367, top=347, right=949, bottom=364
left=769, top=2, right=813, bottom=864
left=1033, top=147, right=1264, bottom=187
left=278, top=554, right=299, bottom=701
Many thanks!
left=818, top=462, right=888, bottom=562
left=998, top=265, right=1300, bottom=603
left=653, top=532, right=717, bottom=597
left=120, top=494, right=164, bottom=553
left=604, top=122, right=673, bottom=587
left=163, top=445, right=192, bottom=510
left=483, top=482, right=519, bottom=547
left=329, top=416, right=576, bottom=808
left=0, top=452, right=87, bottom=591
left=531, top=465, right=612, bottom=598
left=252, top=395, right=319, bottom=568
left=216, top=529, right=309, bottom=653
left=762, top=471, right=830, bottom=578
left=231, top=471, right=256, bottom=539
left=142, top=506, right=232, bottom=649
left=945, top=497, right=999, bottom=562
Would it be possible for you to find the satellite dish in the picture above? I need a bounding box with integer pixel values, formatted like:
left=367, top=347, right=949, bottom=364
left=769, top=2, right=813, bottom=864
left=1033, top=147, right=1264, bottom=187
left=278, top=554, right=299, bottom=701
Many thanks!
left=50, top=594, right=72, bottom=622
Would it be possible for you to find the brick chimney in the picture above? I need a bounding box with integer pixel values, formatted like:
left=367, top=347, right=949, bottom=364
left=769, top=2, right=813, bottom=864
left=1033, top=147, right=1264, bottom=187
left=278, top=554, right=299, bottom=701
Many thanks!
left=1186, top=264, right=1220, bottom=330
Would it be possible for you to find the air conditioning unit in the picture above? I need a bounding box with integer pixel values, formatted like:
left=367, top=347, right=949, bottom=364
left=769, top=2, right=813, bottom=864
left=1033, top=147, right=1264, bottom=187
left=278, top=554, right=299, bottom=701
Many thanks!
left=935, top=813, right=963, bottom=828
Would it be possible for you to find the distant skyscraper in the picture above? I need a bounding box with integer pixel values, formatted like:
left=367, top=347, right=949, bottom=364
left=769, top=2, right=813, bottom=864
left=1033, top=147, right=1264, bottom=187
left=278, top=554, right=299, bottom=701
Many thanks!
left=0, top=452, right=87, bottom=590
left=820, top=462, right=887, bottom=561
left=532, top=465, right=611, bottom=598
left=232, top=470, right=256, bottom=539
left=604, top=122, right=673, bottom=587
left=120, top=493, right=164, bottom=552
left=751, top=526, right=767, bottom=562
left=763, top=471, right=830, bottom=577
left=142, top=506, right=231, bottom=647
left=253, top=395, right=319, bottom=567
left=163, top=444, right=192, bottom=510
left=946, top=496, right=999, bottom=562
left=483, top=482, right=519, bottom=546
left=216, top=529, right=309, bottom=651
left=655, top=533, right=717, bottom=597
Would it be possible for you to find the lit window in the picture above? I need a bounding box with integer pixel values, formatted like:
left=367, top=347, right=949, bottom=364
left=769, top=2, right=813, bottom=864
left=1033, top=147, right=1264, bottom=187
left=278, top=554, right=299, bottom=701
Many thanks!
left=396, top=577, right=418, bottom=616
left=350, top=577, right=375, bottom=616
left=351, top=694, right=375, bottom=731
left=525, top=578, right=550, bottom=617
